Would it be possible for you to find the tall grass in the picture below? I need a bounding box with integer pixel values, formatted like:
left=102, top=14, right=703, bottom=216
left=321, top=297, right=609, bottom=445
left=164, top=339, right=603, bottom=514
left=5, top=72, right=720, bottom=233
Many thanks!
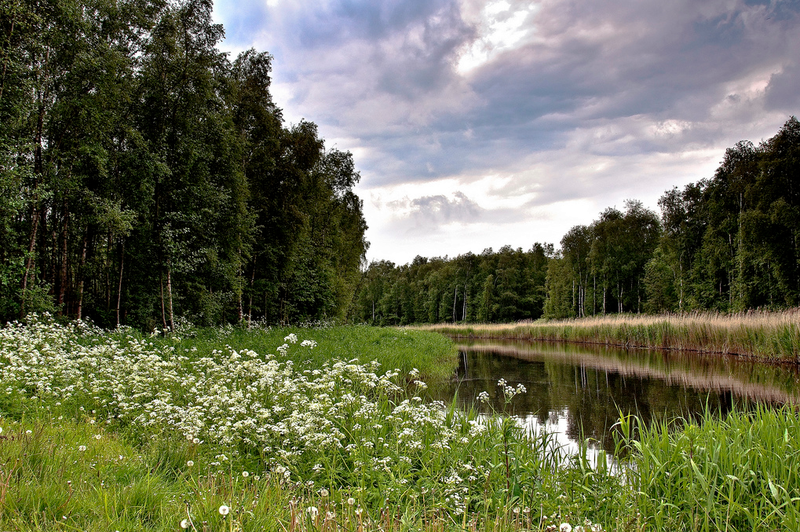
left=616, top=404, right=800, bottom=531
left=0, top=316, right=610, bottom=531
left=3, top=315, right=799, bottom=530
left=420, top=310, right=800, bottom=360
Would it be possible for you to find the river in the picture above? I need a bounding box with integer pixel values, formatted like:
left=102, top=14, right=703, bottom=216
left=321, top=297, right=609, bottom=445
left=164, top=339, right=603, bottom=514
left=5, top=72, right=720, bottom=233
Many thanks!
left=432, top=338, right=800, bottom=459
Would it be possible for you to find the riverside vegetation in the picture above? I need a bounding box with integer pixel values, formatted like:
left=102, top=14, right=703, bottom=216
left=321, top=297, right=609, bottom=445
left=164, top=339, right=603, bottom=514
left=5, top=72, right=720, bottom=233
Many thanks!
left=421, top=310, right=800, bottom=361
left=353, top=118, right=800, bottom=327
left=2, top=316, right=800, bottom=531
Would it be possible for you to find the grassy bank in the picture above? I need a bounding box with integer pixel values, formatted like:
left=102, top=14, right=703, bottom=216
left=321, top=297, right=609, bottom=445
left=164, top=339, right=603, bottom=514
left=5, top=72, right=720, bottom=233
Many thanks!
left=419, top=310, right=800, bottom=360
left=618, top=403, right=800, bottom=531
left=1, top=316, right=799, bottom=530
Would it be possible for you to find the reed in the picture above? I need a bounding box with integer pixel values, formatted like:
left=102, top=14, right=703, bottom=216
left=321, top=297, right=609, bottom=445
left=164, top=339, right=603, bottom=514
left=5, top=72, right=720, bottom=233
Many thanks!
left=616, top=404, right=800, bottom=531
left=419, top=309, right=800, bottom=360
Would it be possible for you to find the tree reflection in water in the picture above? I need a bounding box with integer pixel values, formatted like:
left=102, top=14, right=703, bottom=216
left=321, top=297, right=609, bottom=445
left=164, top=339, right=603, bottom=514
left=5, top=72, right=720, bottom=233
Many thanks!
left=428, top=339, right=800, bottom=459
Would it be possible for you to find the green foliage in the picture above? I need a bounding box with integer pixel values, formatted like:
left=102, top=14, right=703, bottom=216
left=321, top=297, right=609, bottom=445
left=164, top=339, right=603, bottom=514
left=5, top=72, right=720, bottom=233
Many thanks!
left=4, top=320, right=800, bottom=530
left=0, top=319, right=616, bottom=531
left=617, top=404, right=800, bottom=531
left=543, top=117, right=800, bottom=319
left=0, top=0, right=367, bottom=328
left=353, top=245, right=553, bottom=325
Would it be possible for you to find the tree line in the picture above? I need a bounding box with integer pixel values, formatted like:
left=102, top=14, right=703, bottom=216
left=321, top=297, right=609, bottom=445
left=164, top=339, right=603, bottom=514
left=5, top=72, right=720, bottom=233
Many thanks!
left=352, top=117, right=800, bottom=324
left=0, top=0, right=368, bottom=328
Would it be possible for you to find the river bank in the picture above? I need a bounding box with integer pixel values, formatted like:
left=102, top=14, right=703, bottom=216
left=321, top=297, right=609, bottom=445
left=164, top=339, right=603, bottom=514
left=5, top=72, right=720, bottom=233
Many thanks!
left=417, top=310, right=800, bottom=361
left=2, top=316, right=799, bottom=530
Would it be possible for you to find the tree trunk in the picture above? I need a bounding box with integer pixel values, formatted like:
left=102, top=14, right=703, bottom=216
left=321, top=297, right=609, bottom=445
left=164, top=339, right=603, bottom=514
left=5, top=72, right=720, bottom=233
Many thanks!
left=248, top=264, right=255, bottom=326
left=237, top=250, right=244, bottom=323
left=116, top=241, right=124, bottom=328
left=20, top=207, right=40, bottom=317
left=76, top=233, right=88, bottom=320
left=451, top=286, right=457, bottom=322
left=159, top=273, right=167, bottom=330
left=166, top=264, right=174, bottom=332
left=57, top=207, right=68, bottom=315
left=106, top=231, right=113, bottom=312
left=462, top=280, right=468, bottom=322
left=572, top=279, right=575, bottom=312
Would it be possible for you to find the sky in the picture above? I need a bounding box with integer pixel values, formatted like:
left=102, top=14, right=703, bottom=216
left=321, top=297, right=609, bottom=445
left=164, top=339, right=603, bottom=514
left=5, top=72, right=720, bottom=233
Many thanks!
left=212, top=0, right=800, bottom=265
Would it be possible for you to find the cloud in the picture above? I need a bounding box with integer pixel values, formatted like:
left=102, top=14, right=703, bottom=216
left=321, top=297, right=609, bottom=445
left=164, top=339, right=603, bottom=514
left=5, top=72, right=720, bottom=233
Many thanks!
left=765, top=62, right=800, bottom=111
left=213, top=0, right=800, bottom=263
left=386, top=191, right=483, bottom=228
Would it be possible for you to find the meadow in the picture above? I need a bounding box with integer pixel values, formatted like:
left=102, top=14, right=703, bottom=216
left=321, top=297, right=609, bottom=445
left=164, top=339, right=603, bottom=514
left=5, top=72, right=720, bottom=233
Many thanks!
left=1, top=315, right=799, bottom=531
left=419, top=310, right=800, bottom=361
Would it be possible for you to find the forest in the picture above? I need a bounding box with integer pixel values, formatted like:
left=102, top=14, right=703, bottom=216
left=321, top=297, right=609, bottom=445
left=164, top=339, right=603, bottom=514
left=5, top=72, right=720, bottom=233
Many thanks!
left=352, top=117, right=800, bottom=324
left=2, top=2, right=799, bottom=330
left=0, top=0, right=368, bottom=329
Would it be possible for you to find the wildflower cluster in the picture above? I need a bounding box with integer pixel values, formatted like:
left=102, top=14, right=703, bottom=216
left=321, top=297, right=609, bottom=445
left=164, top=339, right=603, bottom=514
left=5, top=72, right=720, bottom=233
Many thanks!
left=0, top=316, right=609, bottom=527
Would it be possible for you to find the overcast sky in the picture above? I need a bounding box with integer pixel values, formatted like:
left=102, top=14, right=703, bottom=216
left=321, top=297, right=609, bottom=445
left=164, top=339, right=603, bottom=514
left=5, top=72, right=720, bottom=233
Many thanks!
left=213, top=0, right=800, bottom=265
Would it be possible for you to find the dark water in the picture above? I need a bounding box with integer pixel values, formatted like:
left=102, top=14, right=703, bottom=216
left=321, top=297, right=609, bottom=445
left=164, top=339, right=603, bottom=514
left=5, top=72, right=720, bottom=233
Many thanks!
left=433, top=339, right=800, bottom=457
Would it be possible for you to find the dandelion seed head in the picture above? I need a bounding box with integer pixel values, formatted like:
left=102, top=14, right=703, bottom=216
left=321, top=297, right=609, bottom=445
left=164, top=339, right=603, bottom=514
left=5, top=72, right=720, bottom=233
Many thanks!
left=218, top=504, right=230, bottom=516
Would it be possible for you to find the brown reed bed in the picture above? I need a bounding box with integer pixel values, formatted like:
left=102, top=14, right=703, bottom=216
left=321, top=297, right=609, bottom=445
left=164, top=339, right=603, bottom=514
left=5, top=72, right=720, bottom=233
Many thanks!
left=415, top=309, right=800, bottom=361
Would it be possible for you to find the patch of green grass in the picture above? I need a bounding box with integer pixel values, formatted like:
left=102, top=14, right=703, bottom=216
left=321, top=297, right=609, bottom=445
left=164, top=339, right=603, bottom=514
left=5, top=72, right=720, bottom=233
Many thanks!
left=616, top=404, right=800, bottom=531
left=3, top=316, right=800, bottom=531
left=108, top=323, right=457, bottom=381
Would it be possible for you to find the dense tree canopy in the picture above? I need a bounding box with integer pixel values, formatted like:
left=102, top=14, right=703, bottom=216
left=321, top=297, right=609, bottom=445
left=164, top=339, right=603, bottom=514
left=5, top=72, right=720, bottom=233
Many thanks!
left=0, top=0, right=368, bottom=328
left=352, top=244, right=552, bottom=325
left=2, top=1, right=797, bottom=327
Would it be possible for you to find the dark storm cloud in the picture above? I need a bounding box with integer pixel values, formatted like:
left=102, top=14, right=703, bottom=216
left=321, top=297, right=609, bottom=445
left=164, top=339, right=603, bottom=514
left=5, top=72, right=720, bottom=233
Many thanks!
left=461, top=1, right=796, bottom=140
left=766, top=62, right=800, bottom=110
left=257, top=0, right=475, bottom=98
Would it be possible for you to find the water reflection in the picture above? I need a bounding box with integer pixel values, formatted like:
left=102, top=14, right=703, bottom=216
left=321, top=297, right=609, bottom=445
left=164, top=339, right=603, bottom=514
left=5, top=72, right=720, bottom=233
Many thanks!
left=433, top=339, right=800, bottom=456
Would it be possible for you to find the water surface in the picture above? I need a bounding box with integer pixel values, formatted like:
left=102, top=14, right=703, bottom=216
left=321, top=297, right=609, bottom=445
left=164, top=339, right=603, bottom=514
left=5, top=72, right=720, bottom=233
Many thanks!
left=434, top=339, right=800, bottom=457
